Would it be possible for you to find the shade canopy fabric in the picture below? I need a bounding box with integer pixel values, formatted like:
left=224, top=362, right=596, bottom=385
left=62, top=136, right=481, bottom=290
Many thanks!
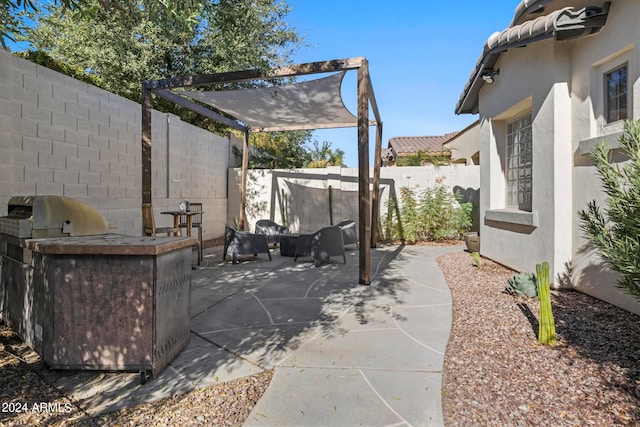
left=173, top=71, right=357, bottom=132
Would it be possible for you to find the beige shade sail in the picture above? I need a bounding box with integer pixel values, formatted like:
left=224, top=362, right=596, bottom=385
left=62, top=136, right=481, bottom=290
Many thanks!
left=172, top=71, right=358, bottom=132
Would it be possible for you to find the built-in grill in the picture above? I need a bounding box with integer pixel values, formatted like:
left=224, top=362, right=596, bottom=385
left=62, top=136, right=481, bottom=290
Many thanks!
left=0, top=195, right=109, bottom=239
left=0, top=195, right=110, bottom=265
left=0, top=195, right=193, bottom=383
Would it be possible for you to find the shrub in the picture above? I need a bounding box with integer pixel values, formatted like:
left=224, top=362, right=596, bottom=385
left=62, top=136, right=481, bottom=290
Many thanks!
left=578, top=119, right=640, bottom=300
left=383, top=186, right=472, bottom=243
left=505, top=272, right=538, bottom=298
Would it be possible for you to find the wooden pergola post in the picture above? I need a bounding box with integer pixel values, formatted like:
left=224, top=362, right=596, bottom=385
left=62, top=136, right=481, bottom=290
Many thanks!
left=239, top=130, right=250, bottom=231
left=141, top=87, right=153, bottom=207
left=371, top=121, right=383, bottom=247
left=357, top=60, right=371, bottom=285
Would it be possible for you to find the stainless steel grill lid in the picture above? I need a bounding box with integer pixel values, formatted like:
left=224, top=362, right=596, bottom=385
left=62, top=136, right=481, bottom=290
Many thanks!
left=0, top=195, right=109, bottom=238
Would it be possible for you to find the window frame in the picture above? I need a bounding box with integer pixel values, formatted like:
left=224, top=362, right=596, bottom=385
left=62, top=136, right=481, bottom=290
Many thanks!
left=604, top=62, right=629, bottom=124
left=505, top=112, right=533, bottom=212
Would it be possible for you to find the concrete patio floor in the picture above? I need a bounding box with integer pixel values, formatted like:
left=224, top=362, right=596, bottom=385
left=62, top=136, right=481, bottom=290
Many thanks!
left=39, top=242, right=463, bottom=426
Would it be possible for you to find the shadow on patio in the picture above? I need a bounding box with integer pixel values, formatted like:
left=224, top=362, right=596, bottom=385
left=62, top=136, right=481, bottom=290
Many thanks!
left=36, top=242, right=458, bottom=420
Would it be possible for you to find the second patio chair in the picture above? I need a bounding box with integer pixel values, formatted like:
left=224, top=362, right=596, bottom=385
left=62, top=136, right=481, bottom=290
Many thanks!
left=294, top=225, right=346, bottom=267
left=224, top=226, right=272, bottom=264
left=254, top=219, right=290, bottom=245
left=336, top=219, right=358, bottom=248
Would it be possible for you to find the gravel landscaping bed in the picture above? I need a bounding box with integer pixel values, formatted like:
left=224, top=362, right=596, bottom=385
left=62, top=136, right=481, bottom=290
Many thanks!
left=438, top=250, right=640, bottom=426
left=1, top=244, right=639, bottom=426
left=0, top=329, right=273, bottom=426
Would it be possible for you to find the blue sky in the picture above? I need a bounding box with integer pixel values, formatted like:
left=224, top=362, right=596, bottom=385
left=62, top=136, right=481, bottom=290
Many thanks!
left=8, top=1, right=518, bottom=168
left=287, top=1, right=518, bottom=167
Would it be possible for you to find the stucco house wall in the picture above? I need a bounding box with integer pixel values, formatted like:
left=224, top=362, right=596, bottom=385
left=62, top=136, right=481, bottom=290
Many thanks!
left=479, top=40, right=573, bottom=286
left=467, top=0, right=640, bottom=315
left=0, top=48, right=232, bottom=239
left=444, top=120, right=480, bottom=165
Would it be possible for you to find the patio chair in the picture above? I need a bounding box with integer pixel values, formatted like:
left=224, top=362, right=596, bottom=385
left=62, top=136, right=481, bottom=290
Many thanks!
left=336, top=219, right=358, bottom=248
left=179, top=202, right=203, bottom=265
left=254, top=219, right=290, bottom=245
left=224, top=226, right=272, bottom=264
left=142, top=203, right=180, bottom=237
left=294, top=225, right=346, bottom=267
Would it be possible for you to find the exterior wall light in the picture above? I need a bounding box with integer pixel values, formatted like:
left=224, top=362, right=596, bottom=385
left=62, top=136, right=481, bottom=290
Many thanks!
left=481, top=69, right=499, bottom=84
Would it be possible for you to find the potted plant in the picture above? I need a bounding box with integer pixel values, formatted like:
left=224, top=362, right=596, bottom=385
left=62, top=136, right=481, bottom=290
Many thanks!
left=463, top=231, right=480, bottom=252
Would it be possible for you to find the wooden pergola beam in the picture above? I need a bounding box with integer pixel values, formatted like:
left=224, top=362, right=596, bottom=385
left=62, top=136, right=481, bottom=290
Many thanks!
left=251, top=120, right=377, bottom=133
left=154, top=89, right=248, bottom=132
left=143, top=57, right=365, bottom=92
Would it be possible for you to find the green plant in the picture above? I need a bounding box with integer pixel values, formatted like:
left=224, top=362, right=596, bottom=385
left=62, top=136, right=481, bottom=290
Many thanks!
left=279, top=188, right=288, bottom=227
left=470, top=251, right=483, bottom=268
left=232, top=216, right=241, bottom=230
left=536, top=261, right=556, bottom=345
left=506, top=272, right=538, bottom=298
left=395, top=150, right=451, bottom=166
left=382, top=186, right=473, bottom=243
left=328, top=185, right=333, bottom=225
left=578, top=119, right=640, bottom=300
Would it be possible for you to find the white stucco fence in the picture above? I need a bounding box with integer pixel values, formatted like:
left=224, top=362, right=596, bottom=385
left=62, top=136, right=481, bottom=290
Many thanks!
left=227, top=165, right=480, bottom=235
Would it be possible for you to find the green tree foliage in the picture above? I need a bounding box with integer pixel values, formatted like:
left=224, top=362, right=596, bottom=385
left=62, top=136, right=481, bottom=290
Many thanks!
left=1, top=0, right=204, bottom=47
left=396, top=149, right=451, bottom=166
left=22, top=0, right=301, bottom=102
left=233, top=130, right=313, bottom=169
left=305, top=140, right=345, bottom=168
left=578, top=119, right=640, bottom=300
left=15, top=0, right=311, bottom=167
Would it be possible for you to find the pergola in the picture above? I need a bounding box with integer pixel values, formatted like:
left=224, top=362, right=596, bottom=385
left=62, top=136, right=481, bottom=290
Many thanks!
left=141, top=57, right=382, bottom=284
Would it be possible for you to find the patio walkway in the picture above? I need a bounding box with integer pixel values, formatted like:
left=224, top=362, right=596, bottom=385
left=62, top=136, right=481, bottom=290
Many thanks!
left=40, top=242, right=462, bottom=426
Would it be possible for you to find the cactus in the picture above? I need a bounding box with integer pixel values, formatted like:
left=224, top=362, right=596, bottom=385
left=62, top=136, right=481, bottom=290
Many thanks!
left=470, top=251, right=483, bottom=268
left=506, top=272, right=538, bottom=298
left=536, top=261, right=556, bottom=345
left=279, top=189, right=288, bottom=226
left=328, top=185, right=334, bottom=225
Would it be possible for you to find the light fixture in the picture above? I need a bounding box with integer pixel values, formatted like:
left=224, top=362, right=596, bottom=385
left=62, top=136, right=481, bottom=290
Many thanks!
left=481, top=68, right=499, bottom=84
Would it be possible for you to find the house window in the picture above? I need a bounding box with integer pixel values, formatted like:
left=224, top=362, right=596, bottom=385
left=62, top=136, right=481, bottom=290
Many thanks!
left=605, top=64, right=628, bottom=123
left=506, top=113, right=532, bottom=211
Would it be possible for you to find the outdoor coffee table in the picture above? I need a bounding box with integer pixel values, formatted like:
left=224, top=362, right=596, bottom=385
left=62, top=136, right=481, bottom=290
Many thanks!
left=279, top=234, right=299, bottom=257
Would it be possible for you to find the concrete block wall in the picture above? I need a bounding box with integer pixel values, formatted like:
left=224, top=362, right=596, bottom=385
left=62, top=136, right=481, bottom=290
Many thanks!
left=0, top=48, right=231, bottom=239
left=228, top=165, right=480, bottom=234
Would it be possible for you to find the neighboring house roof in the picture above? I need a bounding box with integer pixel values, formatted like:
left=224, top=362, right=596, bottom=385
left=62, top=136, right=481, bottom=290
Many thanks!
left=455, top=1, right=611, bottom=115
left=388, top=133, right=458, bottom=156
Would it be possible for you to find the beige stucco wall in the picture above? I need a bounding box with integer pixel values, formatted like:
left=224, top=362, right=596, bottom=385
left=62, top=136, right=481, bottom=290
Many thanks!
left=568, top=0, right=640, bottom=314
left=445, top=122, right=480, bottom=165
left=475, top=0, right=640, bottom=314
left=228, top=165, right=480, bottom=235
left=0, top=48, right=232, bottom=239
left=478, top=40, right=573, bottom=283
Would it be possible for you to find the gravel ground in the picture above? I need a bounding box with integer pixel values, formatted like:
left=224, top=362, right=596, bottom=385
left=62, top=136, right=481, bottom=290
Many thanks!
left=1, top=245, right=639, bottom=426
left=438, top=250, right=640, bottom=426
left=0, top=328, right=273, bottom=426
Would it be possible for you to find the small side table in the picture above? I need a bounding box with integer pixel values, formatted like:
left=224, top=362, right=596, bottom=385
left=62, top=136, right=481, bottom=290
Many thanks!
left=279, top=234, right=298, bottom=257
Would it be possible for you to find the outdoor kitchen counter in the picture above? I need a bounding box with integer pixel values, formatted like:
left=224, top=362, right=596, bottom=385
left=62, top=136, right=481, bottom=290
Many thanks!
left=24, top=233, right=198, bottom=255
left=5, top=234, right=196, bottom=381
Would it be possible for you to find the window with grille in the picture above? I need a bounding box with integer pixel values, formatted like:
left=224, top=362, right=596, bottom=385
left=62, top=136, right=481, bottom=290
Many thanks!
left=605, top=64, right=628, bottom=123
left=506, top=113, right=532, bottom=211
